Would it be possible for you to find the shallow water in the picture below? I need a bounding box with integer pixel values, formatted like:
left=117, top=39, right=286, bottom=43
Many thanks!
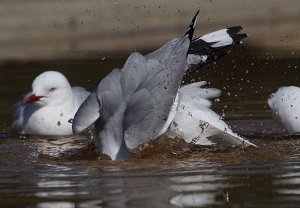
left=0, top=48, right=300, bottom=207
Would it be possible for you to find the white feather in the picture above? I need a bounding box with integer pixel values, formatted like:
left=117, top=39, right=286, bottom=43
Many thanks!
left=200, top=29, right=233, bottom=48
left=168, top=82, right=256, bottom=147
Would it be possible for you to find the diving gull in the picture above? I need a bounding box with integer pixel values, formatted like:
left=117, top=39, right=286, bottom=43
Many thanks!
left=73, top=11, right=255, bottom=160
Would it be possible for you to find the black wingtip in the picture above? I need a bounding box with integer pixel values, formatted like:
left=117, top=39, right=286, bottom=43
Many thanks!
left=184, top=10, right=200, bottom=41
left=227, top=26, right=243, bottom=34
left=226, top=26, right=249, bottom=39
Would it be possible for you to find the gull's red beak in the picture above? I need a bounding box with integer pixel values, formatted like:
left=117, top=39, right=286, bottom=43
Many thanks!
left=24, top=94, right=44, bottom=105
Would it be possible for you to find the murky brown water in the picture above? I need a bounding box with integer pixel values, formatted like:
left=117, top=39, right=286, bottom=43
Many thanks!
left=0, top=47, right=300, bottom=207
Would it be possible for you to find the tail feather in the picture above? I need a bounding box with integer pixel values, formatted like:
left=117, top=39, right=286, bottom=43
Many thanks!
left=185, top=26, right=248, bottom=74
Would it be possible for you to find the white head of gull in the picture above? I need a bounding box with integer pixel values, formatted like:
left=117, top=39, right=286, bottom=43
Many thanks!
left=11, top=71, right=90, bottom=135
left=268, top=86, right=300, bottom=133
left=72, top=11, right=256, bottom=160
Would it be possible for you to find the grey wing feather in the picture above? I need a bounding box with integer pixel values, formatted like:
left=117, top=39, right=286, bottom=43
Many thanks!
left=123, top=88, right=154, bottom=150
left=120, top=53, right=148, bottom=102
left=72, top=69, right=122, bottom=133
left=145, top=38, right=180, bottom=62
left=72, top=91, right=101, bottom=133
left=92, top=69, right=125, bottom=160
left=123, top=37, right=190, bottom=150
left=98, top=69, right=123, bottom=119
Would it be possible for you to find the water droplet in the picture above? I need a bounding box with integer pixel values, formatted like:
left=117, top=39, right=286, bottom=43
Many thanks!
left=86, top=130, right=94, bottom=142
left=101, top=56, right=106, bottom=61
left=60, top=113, right=63, bottom=117
left=225, top=193, right=230, bottom=202
left=18, top=135, right=27, bottom=139
left=57, top=121, right=61, bottom=126
left=68, top=119, right=74, bottom=124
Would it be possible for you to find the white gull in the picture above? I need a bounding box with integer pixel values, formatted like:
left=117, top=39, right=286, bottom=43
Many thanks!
left=11, top=71, right=90, bottom=135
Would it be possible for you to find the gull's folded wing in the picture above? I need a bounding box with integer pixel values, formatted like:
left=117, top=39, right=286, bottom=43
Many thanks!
left=123, top=38, right=190, bottom=151
left=72, top=69, right=122, bottom=133
left=72, top=91, right=100, bottom=133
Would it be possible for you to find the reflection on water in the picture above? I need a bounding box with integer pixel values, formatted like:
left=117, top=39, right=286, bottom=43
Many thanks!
left=0, top=50, right=300, bottom=207
left=170, top=193, right=216, bottom=207
left=0, top=138, right=300, bottom=207
left=274, top=154, right=300, bottom=206
left=31, top=135, right=92, bottom=159
left=169, top=168, right=225, bottom=207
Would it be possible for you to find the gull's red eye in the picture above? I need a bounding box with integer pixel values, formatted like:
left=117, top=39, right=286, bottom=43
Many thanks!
left=49, top=88, right=56, bottom=92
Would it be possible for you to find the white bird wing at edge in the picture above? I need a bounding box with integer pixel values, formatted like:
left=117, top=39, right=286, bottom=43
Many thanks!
left=216, top=126, right=257, bottom=147
left=201, top=111, right=256, bottom=147
left=171, top=82, right=257, bottom=148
